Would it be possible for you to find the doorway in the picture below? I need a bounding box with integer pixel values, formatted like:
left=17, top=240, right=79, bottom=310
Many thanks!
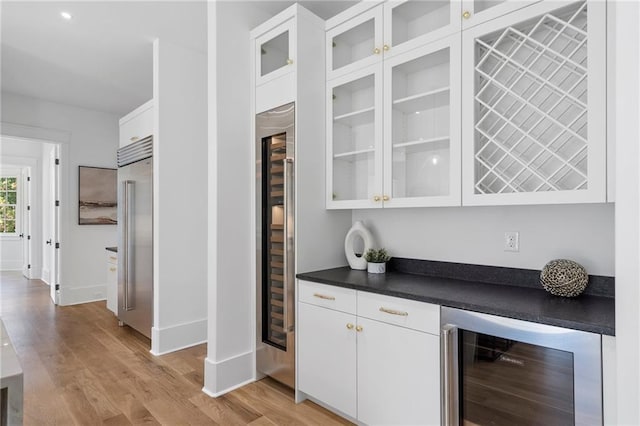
left=0, top=136, right=63, bottom=304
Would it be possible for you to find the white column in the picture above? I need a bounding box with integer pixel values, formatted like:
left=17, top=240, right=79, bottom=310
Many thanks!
left=614, top=0, right=640, bottom=424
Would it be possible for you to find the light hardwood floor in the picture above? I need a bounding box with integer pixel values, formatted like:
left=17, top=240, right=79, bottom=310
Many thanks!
left=0, top=272, right=351, bottom=425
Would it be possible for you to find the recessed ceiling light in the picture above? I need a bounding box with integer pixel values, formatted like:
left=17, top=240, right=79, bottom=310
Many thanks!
left=60, top=11, right=72, bottom=20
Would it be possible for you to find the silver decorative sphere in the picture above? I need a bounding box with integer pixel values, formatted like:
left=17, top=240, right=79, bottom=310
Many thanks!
left=540, top=259, right=588, bottom=297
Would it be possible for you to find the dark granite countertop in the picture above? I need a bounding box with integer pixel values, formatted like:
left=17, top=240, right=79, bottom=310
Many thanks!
left=297, top=261, right=615, bottom=336
left=106, top=247, right=117, bottom=253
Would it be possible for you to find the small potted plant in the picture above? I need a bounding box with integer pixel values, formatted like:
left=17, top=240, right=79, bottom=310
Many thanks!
left=364, top=248, right=391, bottom=274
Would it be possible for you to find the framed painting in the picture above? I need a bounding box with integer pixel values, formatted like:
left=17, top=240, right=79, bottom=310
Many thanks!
left=78, top=166, right=117, bottom=225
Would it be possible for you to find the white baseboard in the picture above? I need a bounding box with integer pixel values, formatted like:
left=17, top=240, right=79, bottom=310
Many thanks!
left=31, top=268, right=44, bottom=284
left=202, top=351, right=255, bottom=397
left=41, top=268, right=50, bottom=284
left=58, top=284, right=106, bottom=306
left=150, top=318, right=207, bottom=355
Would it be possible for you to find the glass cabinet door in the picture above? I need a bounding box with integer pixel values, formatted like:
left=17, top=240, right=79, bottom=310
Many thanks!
left=462, top=0, right=606, bottom=205
left=384, top=0, right=461, bottom=57
left=327, top=65, right=384, bottom=209
left=256, top=19, right=295, bottom=86
left=383, top=35, right=461, bottom=207
left=327, top=6, right=383, bottom=81
left=461, top=0, right=542, bottom=29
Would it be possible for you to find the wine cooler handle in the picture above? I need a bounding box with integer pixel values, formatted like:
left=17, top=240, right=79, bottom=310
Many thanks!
left=442, top=324, right=459, bottom=426
left=283, top=158, right=295, bottom=332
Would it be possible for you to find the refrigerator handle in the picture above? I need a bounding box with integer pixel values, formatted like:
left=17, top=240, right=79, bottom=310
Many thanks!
left=441, top=324, right=459, bottom=426
left=123, top=180, right=135, bottom=311
left=283, top=157, right=295, bottom=332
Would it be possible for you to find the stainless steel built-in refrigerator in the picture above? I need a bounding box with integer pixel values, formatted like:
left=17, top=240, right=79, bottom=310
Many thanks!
left=256, top=103, right=295, bottom=388
left=117, top=137, right=153, bottom=339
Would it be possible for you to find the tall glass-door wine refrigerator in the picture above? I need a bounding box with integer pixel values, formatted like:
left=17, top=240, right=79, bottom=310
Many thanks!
left=256, top=102, right=295, bottom=388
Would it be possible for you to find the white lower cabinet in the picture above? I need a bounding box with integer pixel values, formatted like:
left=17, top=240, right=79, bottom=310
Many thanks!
left=297, top=280, right=441, bottom=425
left=106, top=250, right=117, bottom=314
left=357, top=316, right=440, bottom=426
left=298, top=302, right=357, bottom=418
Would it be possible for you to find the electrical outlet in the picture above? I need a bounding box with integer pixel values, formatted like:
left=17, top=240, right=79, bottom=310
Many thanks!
left=504, top=231, right=519, bottom=252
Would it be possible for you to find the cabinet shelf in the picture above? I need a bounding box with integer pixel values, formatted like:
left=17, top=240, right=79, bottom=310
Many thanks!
left=270, top=141, right=286, bottom=150
left=334, top=147, right=375, bottom=160
left=392, top=87, right=449, bottom=114
left=393, top=136, right=449, bottom=149
left=334, top=107, right=375, bottom=126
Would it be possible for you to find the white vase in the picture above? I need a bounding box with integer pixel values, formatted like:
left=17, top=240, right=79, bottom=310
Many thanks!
left=344, top=220, right=375, bottom=270
left=367, top=262, right=386, bottom=274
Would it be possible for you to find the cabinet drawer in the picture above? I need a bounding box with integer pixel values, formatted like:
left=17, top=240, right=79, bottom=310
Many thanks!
left=357, top=291, right=439, bottom=334
left=298, top=280, right=356, bottom=314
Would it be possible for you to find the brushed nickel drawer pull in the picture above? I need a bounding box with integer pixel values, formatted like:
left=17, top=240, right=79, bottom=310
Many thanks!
left=313, top=293, right=336, bottom=301
left=379, top=307, right=409, bottom=316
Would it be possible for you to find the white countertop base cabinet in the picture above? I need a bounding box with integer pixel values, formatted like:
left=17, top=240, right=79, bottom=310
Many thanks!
left=106, top=250, right=117, bottom=314
left=357, top=316, right=440, bottom=425
left=297, top=280, right=440, bottom=424
left=298, top=302, right=357, bottom=419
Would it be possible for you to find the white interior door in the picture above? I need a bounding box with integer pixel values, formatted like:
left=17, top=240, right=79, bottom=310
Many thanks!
left=21, top=167, right=32, bottom=278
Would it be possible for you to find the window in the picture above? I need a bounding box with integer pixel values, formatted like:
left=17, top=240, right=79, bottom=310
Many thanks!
left=0, top=177, right=18, bottom=234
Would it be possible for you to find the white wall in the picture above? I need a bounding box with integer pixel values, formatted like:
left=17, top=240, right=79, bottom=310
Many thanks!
left=204, top=1, right=277, bottom=396
left=151, top=39, right=208, bottom=355
left=354, top=203, right=614, bottom=276
left=1, top=92, right=119, bottom=305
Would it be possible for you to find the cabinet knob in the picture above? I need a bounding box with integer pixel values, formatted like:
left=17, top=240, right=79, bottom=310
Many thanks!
left=346, top=323, right=354, bottom=330
left=356, top=325, right=363, bottom=332
left=286, top=58, right=294, bottom=65
left=373, top=47, right=381, bottom=55
left=462, top=10, right=471, bottom=19
left=109, top=267, right=116, bottom=272
left=383, top=195, right=390, bottom=201
left=373, top=195, right=381, bottom=202
left=130, top=136, right=139, bottom=142
left=383, top=44, right=390, bottom=52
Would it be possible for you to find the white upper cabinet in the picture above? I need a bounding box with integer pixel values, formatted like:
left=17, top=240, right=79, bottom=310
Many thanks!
left=462, top=0, right=606, bottom=205
left=327, top=31, right=461, bottom=208
left=384, top=0, right=461, bottom=57
left=384, top=35, right=461, bottom=207
left=327, top=65, right=384, bottom=209
left=327, top=1, right=462, bottom=81
left=119, top=100, right=153, bottom=148
left=255, top=18, right=296, bottom=87
left=327, top=6, right=383, bottom=81
left=461, top=0, right=542, bottom=29
left=327, top=0, right=609, bottom=209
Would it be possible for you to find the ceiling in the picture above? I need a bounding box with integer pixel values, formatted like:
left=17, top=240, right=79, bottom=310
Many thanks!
left=0, top=1, right=357, bottom=117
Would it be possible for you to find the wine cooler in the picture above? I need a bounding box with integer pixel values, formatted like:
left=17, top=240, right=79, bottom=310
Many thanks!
left=256, top=102, right=296, bottom=388
left=441, top=307, right=602, bottom=426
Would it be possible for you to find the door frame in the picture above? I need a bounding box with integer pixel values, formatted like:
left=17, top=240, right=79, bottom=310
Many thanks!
left=21, top=166, right=32, bottom=278
left=0, top=129, right=68, bottom=305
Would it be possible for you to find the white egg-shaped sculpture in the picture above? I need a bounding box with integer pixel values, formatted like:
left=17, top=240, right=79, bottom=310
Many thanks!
left=344, top=220, right=375, bottom=270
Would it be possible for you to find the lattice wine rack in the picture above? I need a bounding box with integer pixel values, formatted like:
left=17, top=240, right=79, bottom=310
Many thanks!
left=473, top=1, right=589, bottom=195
